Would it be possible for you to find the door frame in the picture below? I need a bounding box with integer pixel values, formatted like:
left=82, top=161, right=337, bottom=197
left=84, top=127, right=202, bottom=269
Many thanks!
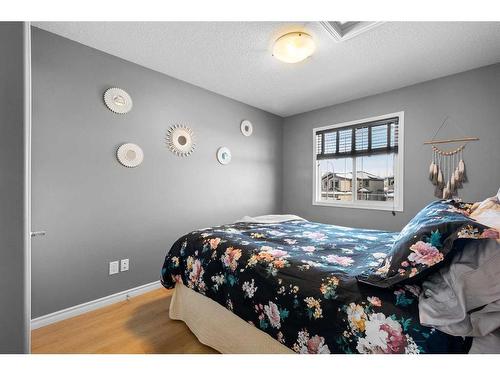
left=23, top=21, right=32, bottom=353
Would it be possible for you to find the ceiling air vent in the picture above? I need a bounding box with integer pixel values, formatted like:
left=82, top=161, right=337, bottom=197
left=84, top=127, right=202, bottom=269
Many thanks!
left=319, top=21, right=384, bottom=42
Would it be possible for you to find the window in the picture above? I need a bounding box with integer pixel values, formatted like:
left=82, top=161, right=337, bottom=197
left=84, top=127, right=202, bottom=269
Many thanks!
left=313, top=112, right=404, bottom=211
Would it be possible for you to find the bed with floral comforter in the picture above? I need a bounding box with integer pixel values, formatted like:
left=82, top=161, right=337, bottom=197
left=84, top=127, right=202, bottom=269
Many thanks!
left=161, top=201, right=498, bottom=354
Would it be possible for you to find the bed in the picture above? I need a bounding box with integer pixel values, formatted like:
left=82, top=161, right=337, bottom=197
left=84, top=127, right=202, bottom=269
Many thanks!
left=161, top=200, right=499, bottom=354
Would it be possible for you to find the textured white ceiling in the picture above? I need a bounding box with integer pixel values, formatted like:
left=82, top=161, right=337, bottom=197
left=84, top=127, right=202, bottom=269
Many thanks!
left=33, top=21, right=500, bottom=117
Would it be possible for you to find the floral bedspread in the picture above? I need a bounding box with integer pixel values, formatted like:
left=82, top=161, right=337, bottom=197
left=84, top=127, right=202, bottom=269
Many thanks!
left=161, top=220, right=469, bottom=354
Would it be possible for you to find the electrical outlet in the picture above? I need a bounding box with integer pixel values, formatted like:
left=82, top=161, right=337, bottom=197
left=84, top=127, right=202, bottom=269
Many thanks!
left=109, top=261, right=119, bottom=275
left=120, top=258, right=129, bottom=272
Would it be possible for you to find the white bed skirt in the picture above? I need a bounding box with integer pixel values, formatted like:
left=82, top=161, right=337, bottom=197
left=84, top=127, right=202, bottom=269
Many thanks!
left=169, top=283, right=294, bottom=354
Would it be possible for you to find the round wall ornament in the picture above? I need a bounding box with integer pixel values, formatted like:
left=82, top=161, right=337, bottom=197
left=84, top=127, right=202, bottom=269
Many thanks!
left=240, top=119, right=253, bottom=136
left=166, top=124, right=196, bottom=157
left=116, top=143, right=144, bottom=168
left=104, top=88, right=133, bottom=114
left=217, top=147, right=232, bottom=165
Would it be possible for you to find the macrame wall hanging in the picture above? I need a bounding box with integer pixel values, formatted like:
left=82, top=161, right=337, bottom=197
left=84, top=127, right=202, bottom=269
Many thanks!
left=425, top=117, right=479, bottom=199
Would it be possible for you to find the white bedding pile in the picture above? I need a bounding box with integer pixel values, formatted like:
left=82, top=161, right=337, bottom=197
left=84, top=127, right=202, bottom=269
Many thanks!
left=419, top=239, right=500, bottom=353
left=419, top=189, right=500, bottom=353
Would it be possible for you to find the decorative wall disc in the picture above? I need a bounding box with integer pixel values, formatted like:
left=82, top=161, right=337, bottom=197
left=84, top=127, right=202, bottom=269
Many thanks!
left=104, top=88, right=133, bottom=114
left=166, top=124, right=196, bottom=157
left=240, top=119, right=253, bottom=136
left=117, top=143, right=143, bottom=168
left=217, top=147, right=232, bottom=165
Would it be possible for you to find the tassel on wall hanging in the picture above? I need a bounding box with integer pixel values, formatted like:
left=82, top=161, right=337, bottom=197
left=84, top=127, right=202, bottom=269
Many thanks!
left=425, top=117, right=478, bottom=199
left=428, top=144, right=467, bottom=199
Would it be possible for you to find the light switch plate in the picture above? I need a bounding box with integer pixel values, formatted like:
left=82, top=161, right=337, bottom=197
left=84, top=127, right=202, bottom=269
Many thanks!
left=120, top=258, right=129, bottom=272
left=109, top=261, right=119, bottom=275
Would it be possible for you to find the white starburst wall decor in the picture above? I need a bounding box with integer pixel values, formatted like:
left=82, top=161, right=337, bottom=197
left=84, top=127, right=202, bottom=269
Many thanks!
left=166, top=124, right=196, bottom=157
left=103, top=88, right=133, bottom=114
left=116, top=143, right=144, bottom=168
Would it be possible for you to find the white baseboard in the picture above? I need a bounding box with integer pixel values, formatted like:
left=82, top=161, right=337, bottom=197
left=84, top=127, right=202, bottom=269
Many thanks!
left=31, top=280, right=162, bottom=330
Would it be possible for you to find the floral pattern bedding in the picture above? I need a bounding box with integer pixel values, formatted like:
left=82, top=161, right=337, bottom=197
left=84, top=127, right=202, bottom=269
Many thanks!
left=161, top=219, right=470, bottom=354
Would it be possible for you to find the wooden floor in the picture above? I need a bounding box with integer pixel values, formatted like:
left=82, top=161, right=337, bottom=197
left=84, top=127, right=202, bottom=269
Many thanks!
left=31, top=288, right=218, bottom=354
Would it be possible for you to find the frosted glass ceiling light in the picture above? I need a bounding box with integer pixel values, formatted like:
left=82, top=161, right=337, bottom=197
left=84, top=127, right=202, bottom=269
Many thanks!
left=273, top=32, right=315, bottom=63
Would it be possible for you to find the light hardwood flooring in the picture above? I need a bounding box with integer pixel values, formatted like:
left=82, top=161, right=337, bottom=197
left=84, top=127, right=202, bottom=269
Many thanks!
left=31, top=287, right=218, bottom=354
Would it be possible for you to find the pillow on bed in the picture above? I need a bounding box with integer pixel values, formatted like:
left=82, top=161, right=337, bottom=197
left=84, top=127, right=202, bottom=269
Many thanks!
left=469, top=189, right=500, bottom=230
left=357, top=200, right=499, bottom=288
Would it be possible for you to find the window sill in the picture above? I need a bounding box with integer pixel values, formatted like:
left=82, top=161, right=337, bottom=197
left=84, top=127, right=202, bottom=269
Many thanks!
left=312, top=200, right=403, bottom=212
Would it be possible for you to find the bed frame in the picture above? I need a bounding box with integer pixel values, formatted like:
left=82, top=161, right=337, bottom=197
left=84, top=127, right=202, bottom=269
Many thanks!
left=169, top=283, right=294, bottom=354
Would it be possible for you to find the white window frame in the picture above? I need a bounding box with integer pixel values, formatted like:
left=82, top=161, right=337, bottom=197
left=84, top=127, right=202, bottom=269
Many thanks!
left=312, top=111, right=404, bottom=212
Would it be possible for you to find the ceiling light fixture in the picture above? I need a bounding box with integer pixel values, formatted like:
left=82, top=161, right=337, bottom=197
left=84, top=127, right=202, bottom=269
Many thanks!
left=272, top=32, right=315, bottom=64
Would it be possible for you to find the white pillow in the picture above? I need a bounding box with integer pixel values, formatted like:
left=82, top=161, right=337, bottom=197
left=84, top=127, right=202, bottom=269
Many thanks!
left=470, top=190, right=500, bottom=231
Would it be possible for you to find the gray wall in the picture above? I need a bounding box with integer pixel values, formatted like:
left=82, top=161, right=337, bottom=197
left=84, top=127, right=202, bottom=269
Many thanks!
left=283, top=63, right=500, bottom=231
left=31, top=28, right=283, bottom=317
left=0, top=22, right=30, bottom=353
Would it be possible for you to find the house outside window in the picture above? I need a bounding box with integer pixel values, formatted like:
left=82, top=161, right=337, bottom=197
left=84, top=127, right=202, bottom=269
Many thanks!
left=313, top=112, right=404, bottom=211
